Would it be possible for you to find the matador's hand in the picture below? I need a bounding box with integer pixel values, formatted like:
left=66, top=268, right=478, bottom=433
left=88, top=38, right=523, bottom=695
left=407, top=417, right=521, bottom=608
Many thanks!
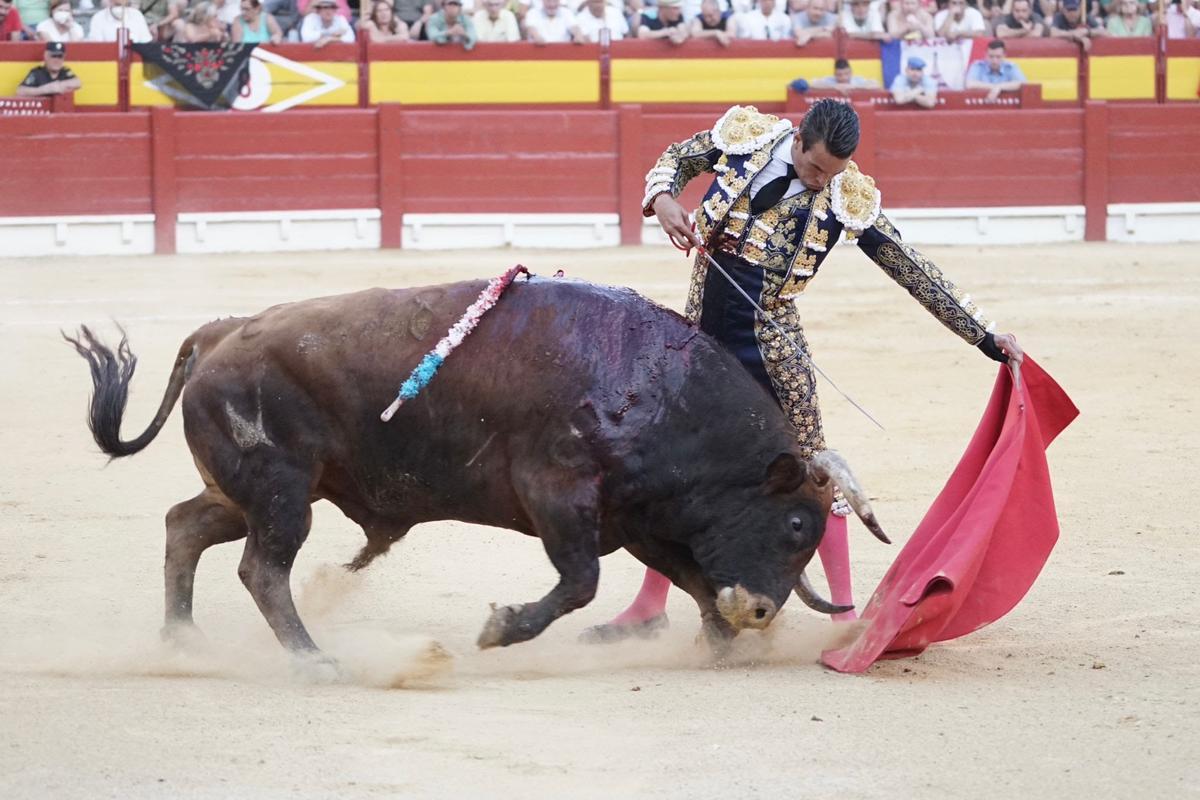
left=652, top=194, right=703, bottom=250
left=992, top=332, right=1024, bottom=365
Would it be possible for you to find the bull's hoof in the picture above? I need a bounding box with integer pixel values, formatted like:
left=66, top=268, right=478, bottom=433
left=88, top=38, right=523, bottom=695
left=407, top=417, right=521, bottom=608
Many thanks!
left=160, top=622, right=209, bottom=652
left=578, top=613, right=669, bottom=645
left=477, top=603, right=522, bottom=649
left=290, top=652, right=344, bottom=685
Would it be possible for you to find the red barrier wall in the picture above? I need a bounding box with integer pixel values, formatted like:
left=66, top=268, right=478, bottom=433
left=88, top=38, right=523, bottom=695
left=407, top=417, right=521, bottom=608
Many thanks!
left=3, top=103, right=1200, bottom=249
left=0, top=113, right=151, bottom=217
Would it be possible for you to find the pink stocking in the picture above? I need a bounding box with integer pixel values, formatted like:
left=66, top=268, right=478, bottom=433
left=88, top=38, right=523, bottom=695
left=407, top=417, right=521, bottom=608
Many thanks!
left=610, top=568, right=672, bottom=626
left=816, top=512, right=857, bottom=622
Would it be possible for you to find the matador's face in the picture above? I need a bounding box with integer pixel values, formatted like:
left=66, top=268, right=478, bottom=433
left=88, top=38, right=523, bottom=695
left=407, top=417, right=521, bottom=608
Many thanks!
left=792, top=137, right=851, bottom=193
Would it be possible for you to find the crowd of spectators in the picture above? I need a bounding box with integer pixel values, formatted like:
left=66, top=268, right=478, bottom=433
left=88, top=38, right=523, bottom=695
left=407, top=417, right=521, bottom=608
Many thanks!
left=0, top=0, right=1193, bottom=46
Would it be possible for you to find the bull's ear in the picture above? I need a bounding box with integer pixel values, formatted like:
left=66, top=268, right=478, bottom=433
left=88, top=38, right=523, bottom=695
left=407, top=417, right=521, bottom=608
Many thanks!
left=764, top=453, right=806, bottom=495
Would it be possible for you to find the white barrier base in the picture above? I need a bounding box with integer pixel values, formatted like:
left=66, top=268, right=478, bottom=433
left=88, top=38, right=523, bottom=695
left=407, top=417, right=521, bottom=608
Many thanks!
left=176, top=209, right=381, bottom=254
left=1107, top=203, right=1200, bottom=243
left=644, top=206, right=1087, bottom=247
left=0, top=215, right=155, bottom=257
left=403, top=214, right=621, bottom=250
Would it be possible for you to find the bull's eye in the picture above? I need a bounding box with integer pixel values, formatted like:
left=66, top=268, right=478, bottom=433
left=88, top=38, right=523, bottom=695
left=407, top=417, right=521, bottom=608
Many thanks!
left=790, top=517, right=805, bottom=534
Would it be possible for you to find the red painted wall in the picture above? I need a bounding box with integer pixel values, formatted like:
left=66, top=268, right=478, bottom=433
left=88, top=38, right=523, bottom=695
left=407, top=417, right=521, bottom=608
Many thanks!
left=0, top=113, right=151, bottom=216
left=2, top=104, right=1199, bottom=244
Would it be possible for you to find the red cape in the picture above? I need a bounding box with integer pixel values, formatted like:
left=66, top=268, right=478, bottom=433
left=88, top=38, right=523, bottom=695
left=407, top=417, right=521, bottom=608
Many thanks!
left=821, top=356, right=1078, bottom=673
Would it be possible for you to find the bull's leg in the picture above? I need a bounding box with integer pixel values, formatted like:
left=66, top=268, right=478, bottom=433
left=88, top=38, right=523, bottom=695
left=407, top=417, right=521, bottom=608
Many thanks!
left=623, top=541, right=735, bottom=652
left=162, top=486, right=248, bottom=642
left=236, top=477, right=321, bottom=655
left=344, top=522, right=411, bottom=573
left=477, top=485, right=600, bottom=649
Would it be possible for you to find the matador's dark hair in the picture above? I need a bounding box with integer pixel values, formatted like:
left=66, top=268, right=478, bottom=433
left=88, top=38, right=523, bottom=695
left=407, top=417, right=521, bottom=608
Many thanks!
left=799, top=99, right=860, bottom=160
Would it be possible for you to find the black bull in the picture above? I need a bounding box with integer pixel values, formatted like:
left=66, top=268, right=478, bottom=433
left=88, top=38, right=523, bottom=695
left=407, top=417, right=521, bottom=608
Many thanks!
left=67, top=277, right=884, bottom=659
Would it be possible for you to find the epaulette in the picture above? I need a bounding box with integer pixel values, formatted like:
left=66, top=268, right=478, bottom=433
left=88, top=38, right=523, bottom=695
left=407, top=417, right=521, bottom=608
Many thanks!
left=830, top=161, right=881, bottom=233
left=711, top=105, right=793, bottom=156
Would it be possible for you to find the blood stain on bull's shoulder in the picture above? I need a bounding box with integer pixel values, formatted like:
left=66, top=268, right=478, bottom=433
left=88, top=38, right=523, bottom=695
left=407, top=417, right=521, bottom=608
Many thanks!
left=296, top=333, right=324, bottom=355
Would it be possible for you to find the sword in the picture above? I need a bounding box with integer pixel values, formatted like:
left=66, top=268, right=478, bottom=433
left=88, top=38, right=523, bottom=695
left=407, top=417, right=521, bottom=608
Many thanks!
left=670, top=226, right=885, bottom=431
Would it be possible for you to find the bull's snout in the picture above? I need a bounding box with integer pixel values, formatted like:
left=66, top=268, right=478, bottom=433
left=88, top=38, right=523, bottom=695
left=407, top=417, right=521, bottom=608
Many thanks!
left=716, top=586, right=778, bottom=631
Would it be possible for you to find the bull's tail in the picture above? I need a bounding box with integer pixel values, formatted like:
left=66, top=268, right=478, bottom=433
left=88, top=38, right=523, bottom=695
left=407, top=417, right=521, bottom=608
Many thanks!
left=63, top=325, right=195, bottom=459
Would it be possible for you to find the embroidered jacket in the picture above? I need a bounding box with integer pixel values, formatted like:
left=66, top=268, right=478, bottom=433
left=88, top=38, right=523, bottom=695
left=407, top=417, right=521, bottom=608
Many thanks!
left=643, top=105, right=993, bottom=345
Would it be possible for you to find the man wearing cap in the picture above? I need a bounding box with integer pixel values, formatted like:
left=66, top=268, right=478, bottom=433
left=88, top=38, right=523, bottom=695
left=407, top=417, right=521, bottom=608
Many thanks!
left=890, top=55, right=937, bottom=108
left=428, top=0, right=478, bottom=49
left=638, top=0, right=690, bottom=45
left=299, top=0, right=355, bottom=45
left=965, top=39, right=1027, bottom=100
left=17, top=41, right=82, bottom=96
left=582, top=99, right=1023, bottom=642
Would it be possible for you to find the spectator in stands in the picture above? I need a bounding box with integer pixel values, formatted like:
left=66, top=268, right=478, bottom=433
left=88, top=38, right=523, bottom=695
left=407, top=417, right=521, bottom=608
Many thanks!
left=392, top=0, right=430, bottom=38
left=359, top=0, right=410, bottom=40
left=0, top=0, right=27, bottom=40
left=429, top=0, right=477, bottom=47
left=886, top=0, right=934, bottom=40
left=965, top=38, right=1025, bottom=98
left=1163, top=0, right=1200, bottom=37
left=890, top=54, right=937, bottom=107
left=996, top=0, right=1044, bottom=36
left=88, top=0, right=154, bottom=41
left=17, top=41, right=81, bottom=95
left=734, top=0, right=791, bottom=40
left=1050, top=0, right=1106, bottom=49
left=300, top=0, right=351, bottom=21
left=793, top=0, right=836, bottom=45
left=473, top=0, right=518, bottom=40
left=300, top=0, right=354, bottom=44
left=261, top=0, right=299, bottom=37
left=526, top=0, right=583, bottom=42
left=690, top=0, right=732, bottom=44
left=935, top=0, right=986, bottom=40
left=577, top=0, right=629, bottom=40
left=36, top=0, right=85, bottom=40
left=232, top=0, right=284, bottom=42
left=840, top=0, right=889, bottom=40
left=1107, top=0, right=1151, bottom=34
left=811, top=57, right=880, bottom=93
left=638, top=0, right=690, bottom=43
left=181, top=2, right=229, bottom=40
left=15, top=0, right=47, bottom=35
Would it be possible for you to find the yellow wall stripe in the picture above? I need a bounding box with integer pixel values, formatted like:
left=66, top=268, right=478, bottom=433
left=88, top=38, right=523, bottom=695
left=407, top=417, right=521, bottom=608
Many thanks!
left=1166, top=56, right=1200, bottom=101
left=612, top=57, right=835, bottom=103
left=1089, top=55, right=1156, bottom=100
left=131, top=61, right=358, bottom=107
left=371, top=60, right=599, bottom=104
left=1010, top=57, right=1078, bottom=102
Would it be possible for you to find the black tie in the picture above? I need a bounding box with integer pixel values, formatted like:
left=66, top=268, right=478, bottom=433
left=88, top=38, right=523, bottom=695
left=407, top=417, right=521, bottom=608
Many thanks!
left=751, top=164, right=797, bottom=215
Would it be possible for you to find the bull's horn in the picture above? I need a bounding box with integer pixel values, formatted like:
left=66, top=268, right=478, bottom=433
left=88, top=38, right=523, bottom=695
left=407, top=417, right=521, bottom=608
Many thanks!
left=795, top=570, right=854, bottom=616
left=810, top=450, right=891, bottom=544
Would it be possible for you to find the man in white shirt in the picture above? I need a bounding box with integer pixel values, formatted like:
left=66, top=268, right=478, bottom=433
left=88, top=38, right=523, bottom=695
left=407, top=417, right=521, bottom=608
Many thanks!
left=840, top=0, right=887, bottom=39
left=300, top=0, right=355, bottom=45
left=934, top=0, right=986, bottom=41
left=576, top=0, right=629, bottom=41
left=87, top=0, right=154, bottom=42
left=525, top=0, right=584, bottom=43
left=734, top=0, right=791, bottom=39
left=473, top=0, right=520, bottom=41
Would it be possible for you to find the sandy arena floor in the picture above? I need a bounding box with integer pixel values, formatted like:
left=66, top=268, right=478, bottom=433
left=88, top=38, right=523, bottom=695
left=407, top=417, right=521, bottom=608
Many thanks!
left=1, top=242, right=1197, bottom=799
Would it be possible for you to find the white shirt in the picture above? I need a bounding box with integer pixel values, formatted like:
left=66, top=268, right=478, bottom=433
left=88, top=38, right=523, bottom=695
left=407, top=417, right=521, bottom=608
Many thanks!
left=87, top=7, right=154, bottom=42
left=36, top=17, right=86, bottom=41
left=733, top=9, right=792, bottom=40
left=299, top=12, right=355, bottom=43
left=473, top=8, right=521, bottom=41
left=524, top=6, right=577, bottom=42
left=839, top=5, right=885, bottom=34
left=933, top=6, right=986, bottom=36
left=749, top=134, right=803, bottom=203
left=576, top=5, right=629, bottom=41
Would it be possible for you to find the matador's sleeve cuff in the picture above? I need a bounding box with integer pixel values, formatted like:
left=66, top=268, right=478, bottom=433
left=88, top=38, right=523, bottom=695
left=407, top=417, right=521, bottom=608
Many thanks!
left=642, top=130, right=721, bottom=216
